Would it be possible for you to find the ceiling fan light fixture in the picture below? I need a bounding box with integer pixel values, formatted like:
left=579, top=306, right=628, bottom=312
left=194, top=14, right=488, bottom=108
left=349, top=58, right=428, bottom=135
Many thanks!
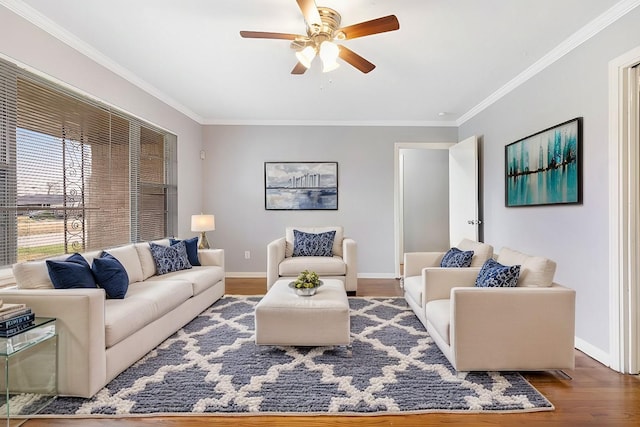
left=319, top=40, right=340, bottom=72
left=295, top=45, right=316, bottom=68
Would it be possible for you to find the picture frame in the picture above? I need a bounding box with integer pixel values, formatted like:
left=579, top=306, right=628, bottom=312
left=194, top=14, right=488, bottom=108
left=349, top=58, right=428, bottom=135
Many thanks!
left=505, top=117, right=582, bottom=207
left=265, top=162, right=338, bottom=210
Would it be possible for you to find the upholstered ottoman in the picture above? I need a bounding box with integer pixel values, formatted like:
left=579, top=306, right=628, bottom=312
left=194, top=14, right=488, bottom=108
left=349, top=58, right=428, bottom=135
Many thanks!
left=255, top=278, right=351, bottom=348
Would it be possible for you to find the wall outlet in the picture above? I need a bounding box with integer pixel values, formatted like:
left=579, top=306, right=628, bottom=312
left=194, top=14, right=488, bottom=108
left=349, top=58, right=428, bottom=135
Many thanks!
left=244, top=251, right=251, bottom=260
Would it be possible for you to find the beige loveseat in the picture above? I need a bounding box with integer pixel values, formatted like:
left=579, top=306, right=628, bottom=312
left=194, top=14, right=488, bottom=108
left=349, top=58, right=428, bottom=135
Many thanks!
left=267, top=226, right=357, bottom=293
left=0, top=239, right=225, bottom=398
left=404, top=244, right=576, bottom=372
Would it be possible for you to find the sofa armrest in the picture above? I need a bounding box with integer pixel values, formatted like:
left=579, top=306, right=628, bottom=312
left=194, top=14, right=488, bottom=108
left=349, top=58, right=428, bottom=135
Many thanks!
left=423, top=267, right=480, bottom=302
left=449, top=284, right=576, bottom=371
left=0, top=288, right=107, bottom=397
left=198, top=248, right=224, bottom=267
left=342, top=238, right=358, bottom=292
left=404, top=252, right=445, bottom=278
left=267, top=237, right=286, bottom=289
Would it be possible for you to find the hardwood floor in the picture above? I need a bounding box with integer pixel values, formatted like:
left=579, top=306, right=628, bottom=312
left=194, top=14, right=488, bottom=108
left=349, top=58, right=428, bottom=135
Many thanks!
left=19, top=278, right=640, bottom=427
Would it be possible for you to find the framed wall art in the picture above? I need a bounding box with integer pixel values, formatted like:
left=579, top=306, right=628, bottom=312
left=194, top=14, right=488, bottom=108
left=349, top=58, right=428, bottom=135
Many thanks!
left=505, top=117, right=582, bottom=207
left=265, top=162, right=338, bottom=210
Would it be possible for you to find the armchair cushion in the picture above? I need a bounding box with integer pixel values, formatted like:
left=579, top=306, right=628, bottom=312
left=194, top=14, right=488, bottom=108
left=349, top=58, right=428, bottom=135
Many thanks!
left=278, top=256, right=346, bottom=277
left=475, top=259, right=520, bottom=288
left=440, top=247, right=474, bottom=268
left=496, top=247, right=556, bottom=287
left=292, top=230, right=336, bottom=257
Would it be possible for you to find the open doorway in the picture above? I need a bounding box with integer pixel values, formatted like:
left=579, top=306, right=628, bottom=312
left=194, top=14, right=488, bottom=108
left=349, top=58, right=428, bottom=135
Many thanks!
left=394, top=142, right=453, bottom=278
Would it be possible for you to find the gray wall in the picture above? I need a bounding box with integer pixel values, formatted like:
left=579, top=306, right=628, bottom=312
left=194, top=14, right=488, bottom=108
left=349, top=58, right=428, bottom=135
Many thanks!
left=202, top=125, right=457, bottom=276
left=459, top=7, right=640, bottom=357
left=402, top=148, right=449, bottom=252
left=0, top=7, right=204, bottom=239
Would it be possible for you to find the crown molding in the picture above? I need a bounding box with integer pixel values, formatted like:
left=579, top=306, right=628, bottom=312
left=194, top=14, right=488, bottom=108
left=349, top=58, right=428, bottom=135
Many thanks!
left=202, top=119, right=458, bottom=127
left=0, top=0, right=204, bottom=124
left=457, top=0, right=640, bottom=126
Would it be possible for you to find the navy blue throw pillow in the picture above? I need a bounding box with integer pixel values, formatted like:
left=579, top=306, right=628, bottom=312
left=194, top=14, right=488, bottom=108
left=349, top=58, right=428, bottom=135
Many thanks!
left=169, top=237, right=200, bottom=266
left=292, top=230, right=336, bottom=257
left=475, top=259, right=521, bottom=288
left=92, top=252, right=129, bottom=299
left=47, top=253, right=97, bottom=289
left=440, top=247, right=474, bottom=268
left=149, top=241, right=192, bottom=275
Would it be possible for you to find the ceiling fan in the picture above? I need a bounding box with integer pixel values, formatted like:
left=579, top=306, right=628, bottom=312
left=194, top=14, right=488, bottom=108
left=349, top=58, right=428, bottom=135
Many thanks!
left=239, top=0, right=399, bottom=74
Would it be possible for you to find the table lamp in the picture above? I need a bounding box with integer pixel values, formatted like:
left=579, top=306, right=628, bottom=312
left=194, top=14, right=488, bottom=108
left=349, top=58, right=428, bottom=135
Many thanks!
left=191, top=214, right=215, bottom=249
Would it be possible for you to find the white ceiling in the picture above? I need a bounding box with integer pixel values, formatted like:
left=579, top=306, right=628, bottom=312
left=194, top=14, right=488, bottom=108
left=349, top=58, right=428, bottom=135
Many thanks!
left=4, top=0, right=632, bottom=126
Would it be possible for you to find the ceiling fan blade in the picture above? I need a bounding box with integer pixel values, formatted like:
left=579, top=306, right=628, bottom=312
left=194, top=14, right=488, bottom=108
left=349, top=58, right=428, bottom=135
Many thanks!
left=240, top=31, right=300, bottom=40
left=291, top=62, right=308, bottom=75
left=338, top=45, right=376, bottom=74
left=296, top=0, right=321, bottom=28
left=340, top=15, right=400, bottom=40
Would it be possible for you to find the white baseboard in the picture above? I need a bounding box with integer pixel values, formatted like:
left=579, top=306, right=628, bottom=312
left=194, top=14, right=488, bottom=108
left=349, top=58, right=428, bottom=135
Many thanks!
left=575, top=336, right=611, bottom=368
left=226, top=272, right=265, bottom=278
left=357, top=273, right=398, bottom=279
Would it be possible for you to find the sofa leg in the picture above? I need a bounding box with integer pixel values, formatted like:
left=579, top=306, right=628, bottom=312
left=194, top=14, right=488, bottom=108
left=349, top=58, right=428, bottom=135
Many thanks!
left=555, top=370, right=573, bottom=380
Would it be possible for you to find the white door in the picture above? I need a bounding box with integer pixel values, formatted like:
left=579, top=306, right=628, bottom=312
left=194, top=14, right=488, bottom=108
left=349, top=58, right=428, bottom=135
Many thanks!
left=449, top=136, right=479, bottom=246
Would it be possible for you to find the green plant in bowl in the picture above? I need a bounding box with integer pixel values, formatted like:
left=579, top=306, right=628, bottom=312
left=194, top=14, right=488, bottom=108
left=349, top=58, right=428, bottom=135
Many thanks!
left=293, top=270, right=321, bottom=289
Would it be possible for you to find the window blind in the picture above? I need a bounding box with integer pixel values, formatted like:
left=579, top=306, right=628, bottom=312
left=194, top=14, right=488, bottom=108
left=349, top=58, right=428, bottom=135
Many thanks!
left=0, top=57, right=177, bottom=268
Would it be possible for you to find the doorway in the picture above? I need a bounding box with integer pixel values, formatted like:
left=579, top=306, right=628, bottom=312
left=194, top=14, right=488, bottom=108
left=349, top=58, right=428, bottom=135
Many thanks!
left=394, top=142, right=453, bottom=278
left=609, top=46, right=640, bottom=374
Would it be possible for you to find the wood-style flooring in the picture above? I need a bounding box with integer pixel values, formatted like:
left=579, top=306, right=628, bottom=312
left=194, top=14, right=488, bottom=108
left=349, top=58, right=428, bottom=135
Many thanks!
left=18, top=277, right=640, bottom=427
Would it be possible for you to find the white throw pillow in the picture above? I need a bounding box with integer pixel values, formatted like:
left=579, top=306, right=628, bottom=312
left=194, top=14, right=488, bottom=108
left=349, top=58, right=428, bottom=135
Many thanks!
left=13, top=260, right=54, bottom=289
left=496, top=247, right=556, bottom=287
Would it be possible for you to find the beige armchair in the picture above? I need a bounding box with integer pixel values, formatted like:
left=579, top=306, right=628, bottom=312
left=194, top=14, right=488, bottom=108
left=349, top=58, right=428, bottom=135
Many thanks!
left=267, top=226, right=357, bottom=293
left=405, top=244, right=576, bottom=372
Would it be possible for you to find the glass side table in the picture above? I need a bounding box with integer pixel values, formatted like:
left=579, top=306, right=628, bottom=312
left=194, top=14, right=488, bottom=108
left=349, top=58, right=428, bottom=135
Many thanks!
left=0, top=317, right=57, bottom=426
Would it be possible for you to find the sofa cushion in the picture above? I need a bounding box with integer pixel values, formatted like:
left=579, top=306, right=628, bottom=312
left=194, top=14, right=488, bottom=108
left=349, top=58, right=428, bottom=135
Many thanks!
left=108, top=244, right=144, bottom=284
left=496, top=247, right=556, bottom=287
left=285, top=226, right=344, bottom=258
left=46, top=253, right=97, bottom=289
left=104, top=280, right=193, bottom=348
left=475, top=259, right=520, bottom=288
left=457, top=239, right=494, bottom=267
left=440, top=247, right=474, bottom=268
left=135, top=239, right=171, bottom=280
left=145, top=265, right=224, bottom=296
left=278, top=256, right=346, bottom=277
left=425, top=299, right=451, bottom=345
left=149, top=241, right=192, bottom=275
left=292, top=230, right=336, bottom=257
left=92, top=252, right=129, bottom=299
left=14, top=260, right=55, bottom=289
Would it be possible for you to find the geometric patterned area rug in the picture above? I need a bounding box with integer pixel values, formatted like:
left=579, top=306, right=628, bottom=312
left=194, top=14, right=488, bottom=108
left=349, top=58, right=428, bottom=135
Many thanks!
left=36, top=296, right=553, bottom=417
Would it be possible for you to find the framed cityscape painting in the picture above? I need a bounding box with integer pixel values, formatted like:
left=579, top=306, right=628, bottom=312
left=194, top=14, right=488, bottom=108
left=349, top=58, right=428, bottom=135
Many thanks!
left=505, top=117, right=582, bottom=207
left=265, top=162, right=338, bottom=210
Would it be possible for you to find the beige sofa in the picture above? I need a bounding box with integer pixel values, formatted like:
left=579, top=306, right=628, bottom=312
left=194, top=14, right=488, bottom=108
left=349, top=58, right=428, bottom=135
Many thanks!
left=404, top=244, right=576, bottom=372
left=267, top=226, right=357, bottom=293
left=0, top=239, right=225, bottom=398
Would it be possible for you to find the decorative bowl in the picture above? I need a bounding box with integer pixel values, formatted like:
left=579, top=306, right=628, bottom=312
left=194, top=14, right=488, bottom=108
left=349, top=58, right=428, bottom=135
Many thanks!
left=289, top=280, right=323, bottom=297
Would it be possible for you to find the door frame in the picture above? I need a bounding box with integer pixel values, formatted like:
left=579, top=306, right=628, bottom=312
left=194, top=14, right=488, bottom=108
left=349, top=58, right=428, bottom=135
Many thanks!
left=608, top=45, right=640, bottom=373
left=394, top=142, right=454, bottom=279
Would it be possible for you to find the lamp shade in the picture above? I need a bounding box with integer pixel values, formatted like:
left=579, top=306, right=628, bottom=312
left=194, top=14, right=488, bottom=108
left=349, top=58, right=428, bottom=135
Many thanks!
left=191, top=214, right=215, bottom=232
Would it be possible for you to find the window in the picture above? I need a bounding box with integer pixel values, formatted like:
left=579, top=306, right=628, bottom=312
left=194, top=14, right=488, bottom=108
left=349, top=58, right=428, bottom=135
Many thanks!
left=0, top=58, right=177, bottom=268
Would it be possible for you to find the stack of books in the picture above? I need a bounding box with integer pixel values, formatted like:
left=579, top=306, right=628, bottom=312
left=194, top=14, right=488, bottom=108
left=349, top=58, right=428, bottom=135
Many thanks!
left=0, top=302, right=35, bottom=338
